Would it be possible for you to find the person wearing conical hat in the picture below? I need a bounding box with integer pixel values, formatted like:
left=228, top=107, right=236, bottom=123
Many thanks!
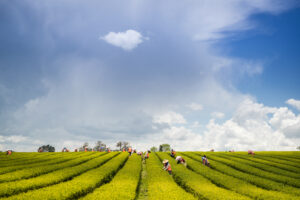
left=162, top=159, right=172, bottom=175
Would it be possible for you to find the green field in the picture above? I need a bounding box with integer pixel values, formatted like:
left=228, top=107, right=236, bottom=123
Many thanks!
left=0, top=151, right=299, bottom=200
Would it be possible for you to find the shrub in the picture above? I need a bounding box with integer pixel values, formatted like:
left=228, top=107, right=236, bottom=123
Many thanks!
left=0, top=152, right=118, bottom=197
left=183, top=152, right=300, bottom=196
left=156, top=152, right=251, bottom=200
left=4, top=153, right=129, bottom=200
left=0, top=152, right=102, bottom=182
left=81, top=154, right=142, bottom=200
left=145, top=152, right=197, bottom=200
left=180, top=152, right=298, bottom=200
left=194, top=152, right=300, bottom=188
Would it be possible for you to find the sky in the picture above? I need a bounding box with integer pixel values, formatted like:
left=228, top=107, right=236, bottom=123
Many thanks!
left=0, top=0, right=300, bottom=152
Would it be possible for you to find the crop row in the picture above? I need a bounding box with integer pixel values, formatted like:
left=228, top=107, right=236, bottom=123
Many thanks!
left=196, top=152, right=300, bottom=188
left=275, top=156, right=300, bottom=163
left=250, top=152, right=300, bottom=161
left=0, top=152, right=87, bottom=175
left=0, top=152, right=64, bottom=161
left=0, top=154, right=54, bottom=167
left=0, top=152, right=102, bottom=182
left=208, top=153, right=300, bottom=182
left=4, top=153, right=129, bottom=200
left=264, top=154, right=300, bottom=163
left=255, top=155, right=300, bottom=168
left=81, top=154, right=141, bottom=200
left=183, top=152, right=300, bottom=196
left=144, top=152, right=197, bottom=200
left=0, top=152, right=118, bottom=197
left=0, top=153, right=44, bottom=162
left=179, top=152, right=298, bottom=200
left=156, top=152, right=250, bottom=200
left=0, top=153, right=69, bottom=168
left=216, top=152, right=300, bottom=178
left=233, top=152, right=300, bottom=169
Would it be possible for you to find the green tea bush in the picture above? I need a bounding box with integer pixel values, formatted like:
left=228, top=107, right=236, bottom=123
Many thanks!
left=180, top=152, right=298, bottom=200
left=0, top=152, right=118, bottom=197
left=145, top=152, right=197, bottom=200
left=4, top=153, right=129, bottom=200
left=183, top=153, right=300, bottom=196
left=156, top=152, right=250, bottom=200
left=0, top=152, right=102, bottom=182
left=214, top=153, right=300, bottom=179
left=81, top=154, right=142, bottom=200
left=0, top=152, right=85, bottom=175
left=194, top=152, right=300, bottom=188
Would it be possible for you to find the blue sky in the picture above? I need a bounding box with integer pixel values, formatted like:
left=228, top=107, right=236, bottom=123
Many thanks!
left=0, top=0, right=299, bottom=151
left=228, top=9, right=300, bottom=106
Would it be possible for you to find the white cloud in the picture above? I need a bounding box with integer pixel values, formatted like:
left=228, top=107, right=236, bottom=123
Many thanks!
left=203, top=99, right=300, bottom=151
left=187, top=103, right=203, bottom=111
left=133, top=126, right=203, bottom=151
left=269, top=107, right=300, bottom=138
left=286, top=98, right=300, bottom=111
left=211, top=112, right=225, bottom=119
left=134, top=99, right=299, bottom=152
left=101, top=29, right=146, bottom=50
left=153, top=111, right=186, bottom=125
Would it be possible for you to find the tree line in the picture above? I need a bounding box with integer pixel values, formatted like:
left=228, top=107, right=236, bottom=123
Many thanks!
left=37, top=142, right=174, bottom=152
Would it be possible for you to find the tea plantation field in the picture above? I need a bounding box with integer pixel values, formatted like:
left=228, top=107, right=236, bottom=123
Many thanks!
left=0, top=151, right=299, bottom=200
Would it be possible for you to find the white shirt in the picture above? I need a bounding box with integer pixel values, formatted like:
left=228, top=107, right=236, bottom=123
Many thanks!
left=175, top=156, right=182, bottom=161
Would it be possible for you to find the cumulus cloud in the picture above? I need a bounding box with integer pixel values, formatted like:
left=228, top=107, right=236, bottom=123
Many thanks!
left=133, top=98, right=300, bottom=151
left=286, top=98, right=300, bottom=111
left=269, top=107, right=300, bottom=138
left=101, top=29, right=146, bottom=50
left=203, top=99, right=299, bottom=151
left=131, top=126, right=203, bottom=151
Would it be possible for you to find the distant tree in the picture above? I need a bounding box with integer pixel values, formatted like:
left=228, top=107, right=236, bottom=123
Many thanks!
left=116, top=141, right=122, bottom=151
left=83, top=142, right=89, bottom=148
left=38, top=145, right=55, bottom=152
left=116, top=141, right=130, bottom=151
left=79, top=142, right=90, bottom=152
left=94, top=141, right=106, bottom=151
left=122, top=141, right=129, bottom=150
left=150, top=146, right=158, bottom=152
left=159, top=144, right=171, bottom=152
left=297, top=146, right=300, bottom=151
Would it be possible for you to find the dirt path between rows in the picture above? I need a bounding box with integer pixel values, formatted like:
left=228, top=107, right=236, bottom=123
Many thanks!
left=136, top=159, right=148, bottom=200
